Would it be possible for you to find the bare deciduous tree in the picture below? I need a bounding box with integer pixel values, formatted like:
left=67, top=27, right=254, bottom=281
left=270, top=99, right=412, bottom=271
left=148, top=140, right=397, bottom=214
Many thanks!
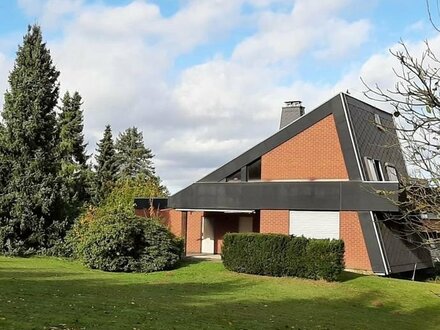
left=363, top=34, right=440, bottom=257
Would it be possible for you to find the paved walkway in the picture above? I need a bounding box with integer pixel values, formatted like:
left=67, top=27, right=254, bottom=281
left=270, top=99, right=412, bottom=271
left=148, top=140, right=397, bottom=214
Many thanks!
left=185, top=253, right=222, bottom=261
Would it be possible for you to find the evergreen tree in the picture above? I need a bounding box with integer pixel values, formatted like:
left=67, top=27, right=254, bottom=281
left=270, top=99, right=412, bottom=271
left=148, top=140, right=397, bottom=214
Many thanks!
left=0, top=25, right=61, bottom=254
left=58, top=91, right=91, bottom=218
left=58, top=91, right=88, bottom=165
left=94, top=125, right=117, bottom=203
left=0, top=123, right=9, bottom=194
left=115, top=127, right=155, bottom=179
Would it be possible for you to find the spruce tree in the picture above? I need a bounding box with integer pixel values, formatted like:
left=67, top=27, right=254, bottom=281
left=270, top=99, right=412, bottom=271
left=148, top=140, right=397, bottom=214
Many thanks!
left=58, top=91, right=88, bottom=165
left=115, top=127, right=155, bottom=179
left=94, top=125, right=117, bottom=203
left=0, top=123, right=9, bottom=196
left=0, top=25, right=61, bottom=254
left=58, top=91, right=91, bottom=218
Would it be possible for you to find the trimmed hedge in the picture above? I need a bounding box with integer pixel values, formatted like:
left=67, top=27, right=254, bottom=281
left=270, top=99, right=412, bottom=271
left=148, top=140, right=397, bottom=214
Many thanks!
left=222, top=233, right=344, bottom=281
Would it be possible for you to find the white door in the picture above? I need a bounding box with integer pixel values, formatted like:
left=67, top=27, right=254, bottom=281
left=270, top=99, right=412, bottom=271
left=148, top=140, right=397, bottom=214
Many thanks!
left=201, top=217, right=215, bottom=253
left=289, top=211, right=340, bottom=239
left=239, top=216, right=253, bottom=233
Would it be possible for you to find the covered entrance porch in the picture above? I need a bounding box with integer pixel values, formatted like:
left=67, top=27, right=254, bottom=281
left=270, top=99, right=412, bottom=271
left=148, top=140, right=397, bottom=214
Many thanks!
left=197, top=210, right=260, bottom=254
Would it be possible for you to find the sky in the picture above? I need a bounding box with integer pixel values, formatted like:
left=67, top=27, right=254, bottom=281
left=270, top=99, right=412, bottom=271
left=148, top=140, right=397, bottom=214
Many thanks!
left=0, top=0, right=438, bottom=193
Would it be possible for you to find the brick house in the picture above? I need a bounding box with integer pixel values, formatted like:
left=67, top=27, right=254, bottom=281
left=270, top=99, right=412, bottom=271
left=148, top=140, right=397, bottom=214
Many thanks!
left=135, top=93, right=432, bottom=275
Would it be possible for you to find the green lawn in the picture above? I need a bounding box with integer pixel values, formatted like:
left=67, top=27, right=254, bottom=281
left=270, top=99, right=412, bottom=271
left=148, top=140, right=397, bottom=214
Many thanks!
left=0, top=257, right=439, bottom=330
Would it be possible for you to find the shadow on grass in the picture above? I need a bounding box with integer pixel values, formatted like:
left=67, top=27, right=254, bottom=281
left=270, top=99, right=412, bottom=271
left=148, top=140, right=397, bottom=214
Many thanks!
left=337, top=271, right=368, bottom=282
left=178, top=256, right=212, bottom=267
left=0, top=265, right=439, bottom=330
left=0, top=269, right=81, bottom=279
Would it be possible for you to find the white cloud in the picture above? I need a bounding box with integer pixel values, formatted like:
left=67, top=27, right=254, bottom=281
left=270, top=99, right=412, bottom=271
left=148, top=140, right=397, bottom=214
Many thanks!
left=4, top=0, right=434, bottom=194
left=153, top=0, right=242, bottom=53
left=40, top=0, right=250, bottom=193
left=18, top=0, right=85, bottom=28
left=232, top=0, right=370, bottom=65
left=405, top=20, right=427, bottom=33
left=329, top=33, right=440, bottom=112
left=51, top=0, right=374, bottom=193
left=17, top=0, right=42, bottom=16
left=313, top=18, right=370, bottom=59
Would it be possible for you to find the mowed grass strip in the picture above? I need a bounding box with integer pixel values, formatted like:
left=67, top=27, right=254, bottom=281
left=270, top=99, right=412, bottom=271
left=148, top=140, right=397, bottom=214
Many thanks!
left=0, top=257, right=439, bottom=330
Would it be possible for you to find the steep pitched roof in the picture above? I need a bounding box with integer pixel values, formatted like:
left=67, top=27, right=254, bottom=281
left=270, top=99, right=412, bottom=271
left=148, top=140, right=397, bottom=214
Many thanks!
left=198, top=92, right=361, bottom=182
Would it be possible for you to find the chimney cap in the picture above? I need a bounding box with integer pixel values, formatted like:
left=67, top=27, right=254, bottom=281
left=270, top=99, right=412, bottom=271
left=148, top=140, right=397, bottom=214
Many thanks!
left=279, top=100, right=305, bottom=130
left=284, top=100, right=302, bottom=107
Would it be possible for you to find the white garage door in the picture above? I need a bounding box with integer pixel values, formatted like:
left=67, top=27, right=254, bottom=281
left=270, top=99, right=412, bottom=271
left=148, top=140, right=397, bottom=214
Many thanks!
left=289, top=211, right=340, bottom=239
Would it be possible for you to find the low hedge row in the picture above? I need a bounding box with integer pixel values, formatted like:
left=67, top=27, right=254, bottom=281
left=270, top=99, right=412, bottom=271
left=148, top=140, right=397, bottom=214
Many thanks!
left=222, top=233, right=344, bottom=281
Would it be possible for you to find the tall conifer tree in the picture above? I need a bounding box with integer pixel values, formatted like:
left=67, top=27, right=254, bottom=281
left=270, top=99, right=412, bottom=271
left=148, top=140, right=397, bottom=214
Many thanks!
left=115, top=127, right=155, bottom=179
left=58, top=91, right=91, bottom=218
left=94, top=125, right=117, bottom=202
left=58, top=91, right=88, bottom=165
left=0, top=25, right=61, bottom=254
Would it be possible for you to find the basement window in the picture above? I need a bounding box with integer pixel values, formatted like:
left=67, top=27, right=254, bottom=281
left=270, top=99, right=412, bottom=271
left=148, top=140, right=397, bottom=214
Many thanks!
left=247, top=158, right=261, bottom=181
left=226, top=170, right=241, bottom=182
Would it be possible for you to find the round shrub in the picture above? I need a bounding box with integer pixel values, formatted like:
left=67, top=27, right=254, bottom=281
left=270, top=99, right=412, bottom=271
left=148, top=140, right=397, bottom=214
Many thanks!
left=73, top=211, right=183, bottom=272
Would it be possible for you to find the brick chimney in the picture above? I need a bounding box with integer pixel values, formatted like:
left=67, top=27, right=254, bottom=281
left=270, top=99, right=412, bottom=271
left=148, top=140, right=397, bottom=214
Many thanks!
left=279, top=101, right=304, bottom=130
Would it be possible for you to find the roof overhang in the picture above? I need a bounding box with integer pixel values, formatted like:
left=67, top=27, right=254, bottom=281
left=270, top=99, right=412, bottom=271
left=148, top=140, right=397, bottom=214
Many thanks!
left=169, top=181, right=399, bottom=212
left=176, top=209, right=255, bottom=214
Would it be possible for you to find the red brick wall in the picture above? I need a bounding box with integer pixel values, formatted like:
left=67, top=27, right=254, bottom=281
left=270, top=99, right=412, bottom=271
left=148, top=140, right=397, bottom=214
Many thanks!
left=261, top=114, right=348, bottom=180
left=137, top=208, right=373, bottom=271
left=260, top=210, right=289, bottom=234
left=340, top=211, right=372, bottom=271
left=134, top=208, right=150, bottom=217
left=186, top=211, right=203, bottom=254
left=160, top=209, right=183, bottom=237
left=135, top=208, right=202, bottom=254
left=259, top=210, right=372, bottom=272
left=135, top=208, right=183, bottom=237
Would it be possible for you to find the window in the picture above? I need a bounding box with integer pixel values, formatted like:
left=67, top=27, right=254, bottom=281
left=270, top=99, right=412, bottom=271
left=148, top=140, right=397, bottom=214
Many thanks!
left=385, top=165, right=398, bottom=181
left=365, top=158, right=384, bottom=181
left=365, top=158, right=378, bottom=181
left=247, top=158, right=261, bottom=181
left=373, top=159, right=384, bottom=181
left=374, top=113, right=384, bottom=131
left=226, top=170, right=241, bottom=182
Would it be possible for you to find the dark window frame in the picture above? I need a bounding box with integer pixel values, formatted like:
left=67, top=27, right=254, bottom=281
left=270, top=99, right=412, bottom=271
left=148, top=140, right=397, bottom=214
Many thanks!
left=365, top=157, right=384, bottom=181
left=246, top=158, right=261, bottom=181
left=225, top=170, right=241, bottom=182
left=374, top=113, right=385, bottom=131
left=384, top=163, right=399, bottom=181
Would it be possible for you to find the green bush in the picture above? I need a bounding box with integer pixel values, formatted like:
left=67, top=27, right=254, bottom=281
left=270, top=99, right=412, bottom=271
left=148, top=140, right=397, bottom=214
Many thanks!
left=57, top=174, right=169, bottom=259
left=434, top=262, right=440, bottom=279
left=303, top=239, right=345, bottom=281
left=221, top=233, right=289, bottom=276
left=222, top=233, right=344, bottom=281
left=70, top=211, right=183, bottom=272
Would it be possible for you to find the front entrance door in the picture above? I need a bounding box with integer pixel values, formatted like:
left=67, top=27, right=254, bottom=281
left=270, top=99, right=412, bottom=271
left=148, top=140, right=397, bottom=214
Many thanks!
left=201, top=217, right=215, bottom=253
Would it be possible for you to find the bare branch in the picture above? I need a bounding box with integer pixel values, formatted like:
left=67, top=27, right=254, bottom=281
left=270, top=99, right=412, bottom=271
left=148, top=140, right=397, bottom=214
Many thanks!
left=364, top=38, right=440, bottom=253
left=427, top=0, right=440, bottom=32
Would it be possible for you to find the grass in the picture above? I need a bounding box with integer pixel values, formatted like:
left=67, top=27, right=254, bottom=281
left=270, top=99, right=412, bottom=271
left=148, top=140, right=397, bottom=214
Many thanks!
left=0, top=257, right=439, bottom=330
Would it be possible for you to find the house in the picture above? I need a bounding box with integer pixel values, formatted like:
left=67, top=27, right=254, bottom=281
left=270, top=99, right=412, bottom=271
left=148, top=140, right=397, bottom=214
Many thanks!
left=135, top=93, right=433, bottom=275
